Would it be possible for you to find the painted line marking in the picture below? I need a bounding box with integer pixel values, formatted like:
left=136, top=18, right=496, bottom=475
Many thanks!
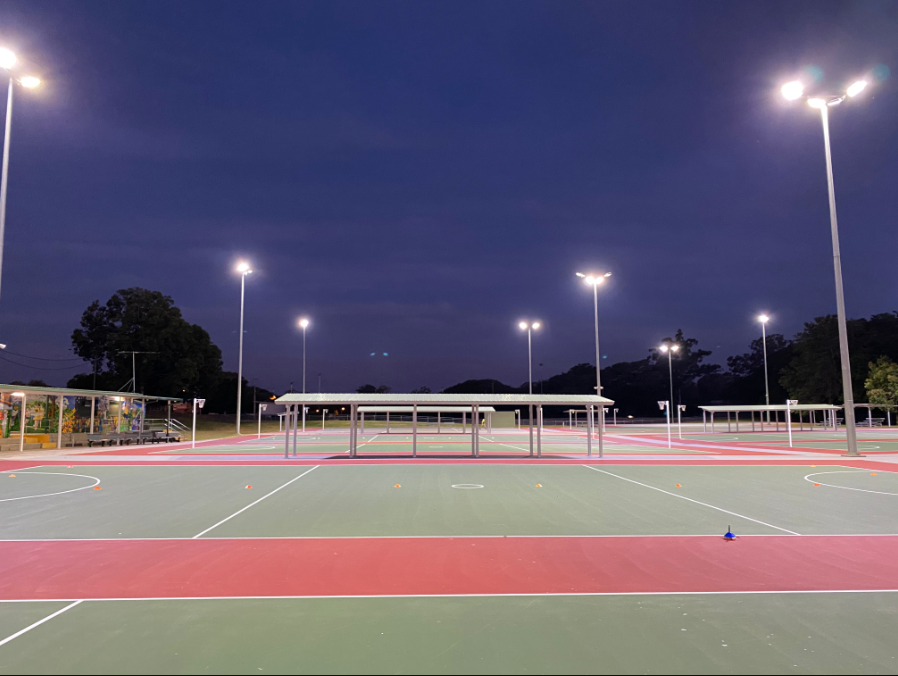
left=0, top=472, right=101, bottom=503
left=0, top=600, right=82, bottom=647
left=3, top=590, right=898, bottom=603
left=192, top=466, right=319, bottom=538
left=583, top=465, right=800, bottom=535
left=805, top=470, right=898, bottom=496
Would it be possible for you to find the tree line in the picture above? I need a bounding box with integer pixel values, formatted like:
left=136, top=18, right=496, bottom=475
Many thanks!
left=65, top=288, right=898, bottom=417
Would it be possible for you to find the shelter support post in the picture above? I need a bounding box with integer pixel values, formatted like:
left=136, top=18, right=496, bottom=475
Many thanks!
left=139, top=399, right=146, bottom=444
left=19, top=393, right=26, bottom=452
left=292, top=405, right=299, bottom=457
left=462, top=412, right=466, bottom=434
left=360, top=412, right=364, bottom=435
left=56, top=395, right=64, bottom=450
left=90, top=397, right=96, bottom=434
left=735, top=411, right=739, bottom=433
left=536, top=405, right=542, bottom=457
left=727, top=411, right=731, bottom=432
left=586, top=404, right=593, bottom=458
left=703, top=410, right=706, bottom=433
left=284, top=406, right=291, bottom=458
left=528, top=405, right=533, bottom=457
left=386, top=412, right=390, bottom=433
left=437, top=412, right=440, bottom=434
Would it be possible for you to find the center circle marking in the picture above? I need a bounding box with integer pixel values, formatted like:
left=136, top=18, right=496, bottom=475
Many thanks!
left=451, top=484, right=484, bottom=489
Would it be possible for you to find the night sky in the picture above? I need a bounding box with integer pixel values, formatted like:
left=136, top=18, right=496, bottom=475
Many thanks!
left=0, top=1, right=896, bottom=394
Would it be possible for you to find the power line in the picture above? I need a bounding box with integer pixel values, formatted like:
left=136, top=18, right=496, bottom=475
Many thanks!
left=0, top=349, right=83, bottom=362
left=0, top=353, right=86, bottom=371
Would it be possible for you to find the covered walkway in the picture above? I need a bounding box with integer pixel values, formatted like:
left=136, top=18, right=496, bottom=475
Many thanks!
left=698, top=404, right=842, bottom=433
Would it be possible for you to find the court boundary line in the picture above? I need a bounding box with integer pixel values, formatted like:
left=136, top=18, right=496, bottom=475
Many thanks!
left=583, top=465, right=800, bottom=535
left=0, top=600, right=82, bottom=647
left=2, top=532, right=898, bottom=543
left=805, top=470, right=898, bottom=496
left=4, top=589, right=898, bottom=603
left=192, top=466, right=319, bottom=538
left=0, top=472, right=101, bottom=503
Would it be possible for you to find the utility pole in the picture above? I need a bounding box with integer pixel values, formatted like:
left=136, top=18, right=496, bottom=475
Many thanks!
left=117, top=351, right=158, bottom=393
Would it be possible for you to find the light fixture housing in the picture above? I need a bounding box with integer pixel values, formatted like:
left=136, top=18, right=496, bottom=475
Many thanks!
left=807, top=98, right=826, bottom=109
left=518, top=321, right=528, bottom=330
left=20, top=76, right=40, bottom=89
left=781, top=81, right=804, bottom=100
left=299, top=318, right=310, bottom=329
left=0, top=48, right=16, bottom=70
left=758, top=314, right=770, bottom=324
left=846, top=80, right=868, bottom=97
left=236, top=262, right=252, bottom=274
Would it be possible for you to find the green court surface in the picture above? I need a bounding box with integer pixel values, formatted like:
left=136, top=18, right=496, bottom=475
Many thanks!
left=3, top=592, right=898, bottom=674
left=4, top=463, right=898, bottom=540
left=161, top=433, right=709, bottom=455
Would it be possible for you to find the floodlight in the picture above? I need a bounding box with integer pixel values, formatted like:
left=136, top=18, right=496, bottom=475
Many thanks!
left=20, top=76, right=40, bottom=89
left=658, top=345, right=668, bottom=353
left=584, top=276, right=595, bottom=285
left=518, top=321, right=528, bottom=330
left=575, top=272, right=586, bottom=278
left=670, top=345, right=680, bottom=352
left=846, top=80, right=868, bottom=98
left=0, top=344, right=6, bottom=349
left=603, top=272, right=612, bottom=277
left=781, top=81, right=804, bottom=101
left=532, top=322, right=541, bottom=330
left=0, top=48, right=16, bottom=70
left=299, top=318, right=310, bottom=329
left=807, top=98, right=826, bottom=109
left=758, top=314, right=770, bottom=323
left=236, top=261, right=251, bottom=273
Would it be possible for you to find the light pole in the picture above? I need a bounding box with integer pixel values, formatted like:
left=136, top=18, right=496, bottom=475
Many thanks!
left=758, top=314, right=771, bottom=422
left=576, top=272, right=611, bottom=431
left=235, top=261, right=252, bottom=434
left=299, top=317, right=309, bottom=431
left=781, top=77, right=869, bottom=457
left=518, top=321, right=541, bottom=394
left=0, top=47, right=41, bottom=308
left=659, top=343, right=679, bottom=413
left=519, top=320, right=541, bottom=456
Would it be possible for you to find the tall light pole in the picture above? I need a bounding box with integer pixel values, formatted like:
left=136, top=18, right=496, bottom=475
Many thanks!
left=299, top=317, right=309, bottom=431
left=658, top=343, right=679, bottom=411
left=518, top=321, right=541, bottom=394
left=0, top=47, right=41, bottom=308
left=576, top=271, right=611, bottom=437
left=235, top=261, right=252, bottom=434
left=781, top=77, right=869, bottom=457
left=758, top=314, right=771, bottom=422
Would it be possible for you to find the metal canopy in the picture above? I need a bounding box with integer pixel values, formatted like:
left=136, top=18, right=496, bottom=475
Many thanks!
left=0, top=384, right=181, bottom=401
left=699, top=404, right=840, bottom=412
left=276, top=393, right=613, bottom=406
left=277, top=392, right=611, bottom=460
left=358, top=406, right=496, bottom=413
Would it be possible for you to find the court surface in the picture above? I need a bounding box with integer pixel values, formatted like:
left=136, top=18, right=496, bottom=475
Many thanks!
left=3, top=429, right=898, bottom=674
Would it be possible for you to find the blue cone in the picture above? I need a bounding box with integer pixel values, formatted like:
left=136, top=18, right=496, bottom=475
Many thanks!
left=723, top=525, right=736, bottom=541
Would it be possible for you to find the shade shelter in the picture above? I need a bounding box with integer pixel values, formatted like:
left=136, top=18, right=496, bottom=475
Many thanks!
left=357, top=406, right=496, bottom=434
left=698, top=404, right=842, bottom=433
left=275, top=393, right=614, bottom=459
left=0, top=384, right=181, bottom=451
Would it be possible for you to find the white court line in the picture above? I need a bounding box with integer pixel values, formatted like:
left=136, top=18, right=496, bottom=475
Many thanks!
left=3, top=590, right=898, bottom=604
left=192, top=466, right=319, bottom=539
left=0, top=472, right=101, bottom=503
left=0, top=600, right=82, bottom=647
left=805, top=470, right=898, bottom=496
left=583, top=465, right=800, bottom=535
left=3, top=532, right=898, bottom=543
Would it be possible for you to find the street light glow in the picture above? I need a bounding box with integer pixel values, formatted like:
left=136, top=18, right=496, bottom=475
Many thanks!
left=807, top=98, right=826, bottom=109
left=671, top=345, right=679, bottom=352
left=659, top=345, right=668, bottom=353
left=781, top=81, right=804, bottom=100
left=0, top=48, right=16, bottom=70
left=299, top=317, right=309, bottom=329
left=236, top=261, right=252, bottom=274
left=758, top=314, right=770, bottom=324
left=10, top=391, right=23, bottom=397
left=577, top=271, right=611, bottom=286
left=846, top=80, right=868, bottom=98
left=20, top=76, right=40, bottom=89
left=518, top=321, right=528, bottom=330
left=532, top=322, right=541, bottom=330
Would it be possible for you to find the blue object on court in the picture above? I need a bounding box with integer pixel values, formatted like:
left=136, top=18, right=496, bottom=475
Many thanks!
left=724, top=525, right=736, bottom=541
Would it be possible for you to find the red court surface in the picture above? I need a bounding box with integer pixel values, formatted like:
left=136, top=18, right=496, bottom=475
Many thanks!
left=3, top=535, right=897, bottom=600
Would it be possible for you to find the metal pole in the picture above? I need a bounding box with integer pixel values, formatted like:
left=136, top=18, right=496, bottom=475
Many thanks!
left=0, top=78, right=14, bottom=307
left=360, top=412, right=364, bottom=435
left=818, top=105, right=859, bottom=457
left=236, top=272, right=246, bottom=435
left=787, top=399, right=793, bottom=447
left=292, top=404, right=298, bottom=457
left=56, top=395, right=64, bottom=450
left=528, top=404, right=533, bottom=457
left=537, top=405, right=542, bottom=457
left=437, top=412, right=440, bottom=433
left=258, top=404, right=262, bottom=439
left=678, top=406, right=683, bottom=439
left=762, top=321, right=770, bottom=423
left=192, top=398, right=198, bottom=449
left=668, top=350, right=674, bottom=414
left=18, top=393, right=25, bottom=452
left=586, top=404, right=593, bottom=457
left=666, top=402, right=671, bottom=449
left=593, top=283, right=602, bottom=399
left=284, top=406, right=291, bottom=458
left=703, top=409, right=706, bottom=433
left=302, top=326, right=306, bottom=394
left=412, top=405, right=417, bottom=458
left=90, top=396, right=96, bottom=434
left=528, top=328, right=533, bottom=395
left=322, top=408, right=325, bottom=431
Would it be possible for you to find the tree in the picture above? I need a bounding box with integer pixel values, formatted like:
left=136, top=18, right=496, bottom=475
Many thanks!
left=779, top=313, right=898, bottom=403
left=726, top=334, right=793, bottom=404
left=649, top=329, right=720, bottom=406
left=865, top=357, right=898, bottom=409
left=69, top=288, right=224, bottom=397
left=410, top=386, right=432, bottom=394
left=356, top=384, right=391, bottom=393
